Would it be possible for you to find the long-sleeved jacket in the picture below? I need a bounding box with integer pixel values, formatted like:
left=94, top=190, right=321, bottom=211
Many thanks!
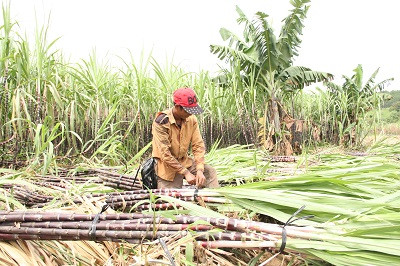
left=151, top=108, right=205, bottom=181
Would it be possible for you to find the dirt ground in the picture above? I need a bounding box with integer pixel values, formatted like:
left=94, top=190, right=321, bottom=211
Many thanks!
left=363, top=134, right=400, bottom=146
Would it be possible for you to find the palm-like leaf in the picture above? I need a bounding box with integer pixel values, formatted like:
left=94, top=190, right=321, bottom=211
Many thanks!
left=210, top=45, right=257, bottom=65
left=252, top=11, right=280, bottom=72
left=211, top=0, right=331, bottom=92
left=277, top=0, right=310, bottom=68
left=279, top=66, right=333, bottom=90
left=363, top=67, right=394, bottom=94
left=324, top=81, right=343, bottom=94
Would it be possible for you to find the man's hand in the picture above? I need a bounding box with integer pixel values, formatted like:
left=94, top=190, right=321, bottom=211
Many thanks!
left=184, top=170, right=196, bottom=185
left=196, top=170, right=206, bottom=188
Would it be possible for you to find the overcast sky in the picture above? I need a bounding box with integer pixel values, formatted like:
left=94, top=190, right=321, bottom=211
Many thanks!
left=8, top=0, right=400, bottom=90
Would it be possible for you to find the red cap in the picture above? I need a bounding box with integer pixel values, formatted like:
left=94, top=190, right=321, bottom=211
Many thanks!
left=173, top=88, right=204, bottom=115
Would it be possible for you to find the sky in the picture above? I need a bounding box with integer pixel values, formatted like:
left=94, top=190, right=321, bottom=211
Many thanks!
left=7, top=0, right=400, bottom=90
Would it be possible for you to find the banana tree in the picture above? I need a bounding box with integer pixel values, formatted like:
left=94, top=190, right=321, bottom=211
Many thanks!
left=210, top=0, right=333, bottom=154
left=324, top=64, right=393, bottom=146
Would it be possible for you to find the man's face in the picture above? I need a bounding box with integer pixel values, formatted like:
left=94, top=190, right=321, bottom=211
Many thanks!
left=176, top=105, right=192, bottom=119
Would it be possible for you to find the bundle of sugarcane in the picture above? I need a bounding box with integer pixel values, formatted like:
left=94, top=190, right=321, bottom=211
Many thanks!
left=0, top=210, right=317, bottom=252
left=264, top=156, right=297, bottom=162
left=102, top=188, right=230, bottom=211
left=1, top=209, right=398, bottom=266
left=92, top=168, right=143, bottom=190
left=34, top=167, right=142, bottom=191
left=8, top=184, right=227, bottom=211
left=1, top=184, right=105, bottom=208
left=10, top=186, right=54, bottom=206
left=6, top=185, right=226, bottom=211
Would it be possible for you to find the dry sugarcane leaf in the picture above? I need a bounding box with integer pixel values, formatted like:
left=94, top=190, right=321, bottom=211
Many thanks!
left=78, top=196, right=99, bottom=213
left=107, top=243, right=133, bottom=266
left=196, top=196, right=207, bottom=208
left=283, top=115, right=295, bottom=130
left=12, top=240, right=44, bottom=266
left=312, top=125, right=321, bottom=142
left=0, top=241, right=32, bottom=265
left=282, top=137, right=293, bottom=156
left=206, top=248, right=233, bottom=256
left=102, top=240, right=119, bottom=255
left=32, top=242, right=56, bottom=266
left=10, top=240, right=29, bottom=257
left=156, top=233, right=184, bottom=261
left=203, top=248, right=235, bottom=266
left=298, top=121, right=305, bottom=132
left=109, top=243, right=135, bottom=266
left=143, top=235, right=178, bottom=263
left=221, top=249, right=249, bottom=266
left=24, top=241, right=46, bottom=266
left=85, top=241, right=111, bottom=261
left=0, top=255, right=17, bottom=266
left=45, top=241, right=70, bottom=265
left=73, top=241, right=103, bottom=263
left=63, top=241, right=93, bottom=265
left=34, top=242, right=60, bottom=265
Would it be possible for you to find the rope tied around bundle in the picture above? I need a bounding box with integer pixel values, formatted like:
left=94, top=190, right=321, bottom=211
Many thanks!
left=279, top=205, right=314, bottom=254
left=88, top=204, right=109, bottom=240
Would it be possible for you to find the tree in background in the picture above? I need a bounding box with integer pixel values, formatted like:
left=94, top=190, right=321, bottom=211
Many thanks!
left=324, top=64, right=393, bottom=146
left=210, top=0, right=333, bottom=155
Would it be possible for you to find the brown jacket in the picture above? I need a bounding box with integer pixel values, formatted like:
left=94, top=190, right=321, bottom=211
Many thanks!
left=152, top=108, right=205, bottom=181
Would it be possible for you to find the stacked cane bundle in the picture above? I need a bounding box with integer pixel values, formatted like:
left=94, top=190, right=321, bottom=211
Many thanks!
left=7, top=184, right=226, bottom=211
left=0, top=210, right=319, bottom=251
left=103, top=188, right=230, bottom=211
left=34, top=168, right=142, bottom=190
left=265, top=156, right=297, bottom=162
left=1, top=167, right=142, bottom=207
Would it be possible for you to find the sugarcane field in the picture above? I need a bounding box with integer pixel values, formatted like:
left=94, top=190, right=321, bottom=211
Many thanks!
left=1, top=0, right=400, bottom=265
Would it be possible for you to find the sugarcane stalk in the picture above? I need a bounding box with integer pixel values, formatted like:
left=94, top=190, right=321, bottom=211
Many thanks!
left=33, top=182, right=70, bottom=190
left=93, top=188, right=217, bottom=198
left=13, top=189, right=52, bottom=202
left=0, top=226, right=185, bottom=239
left=265, top=156, right=297, bottom=162
left=0, top=231, right=284, bottom=250
left=93, top=168, right=139, bottom=180
left=108, top=197, right=229, bottom=210
left=0, top=225, right=273, bottom=242
left=110, top=202, right=180, bottom=211
left=0, top=211, right=154, bottom=222
left=0, top=233, right=142, bottom=243
left=34, top=175, right=101, bottom=183
left=266, top=168, right=304, bottom=174
left=106, top=190, right=222, bottom=202
left=103, top=182, right=141, bottom=190
left=7, top=221, right=214, bottom=232
left=133, top=202, right=179, bottom=211
left=0, top=212, right=322, bottom=239
left=0, top=232, right=184, bottom=247
left=97, top=174, right=138, bottom=186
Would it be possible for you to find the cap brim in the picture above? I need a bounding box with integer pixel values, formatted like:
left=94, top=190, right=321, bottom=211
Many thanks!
left=182, top=105, right=204, bottom=115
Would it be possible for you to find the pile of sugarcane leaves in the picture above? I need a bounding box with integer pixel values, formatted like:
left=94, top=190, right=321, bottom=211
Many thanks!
left=0, top=141, right=399, bottom=265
